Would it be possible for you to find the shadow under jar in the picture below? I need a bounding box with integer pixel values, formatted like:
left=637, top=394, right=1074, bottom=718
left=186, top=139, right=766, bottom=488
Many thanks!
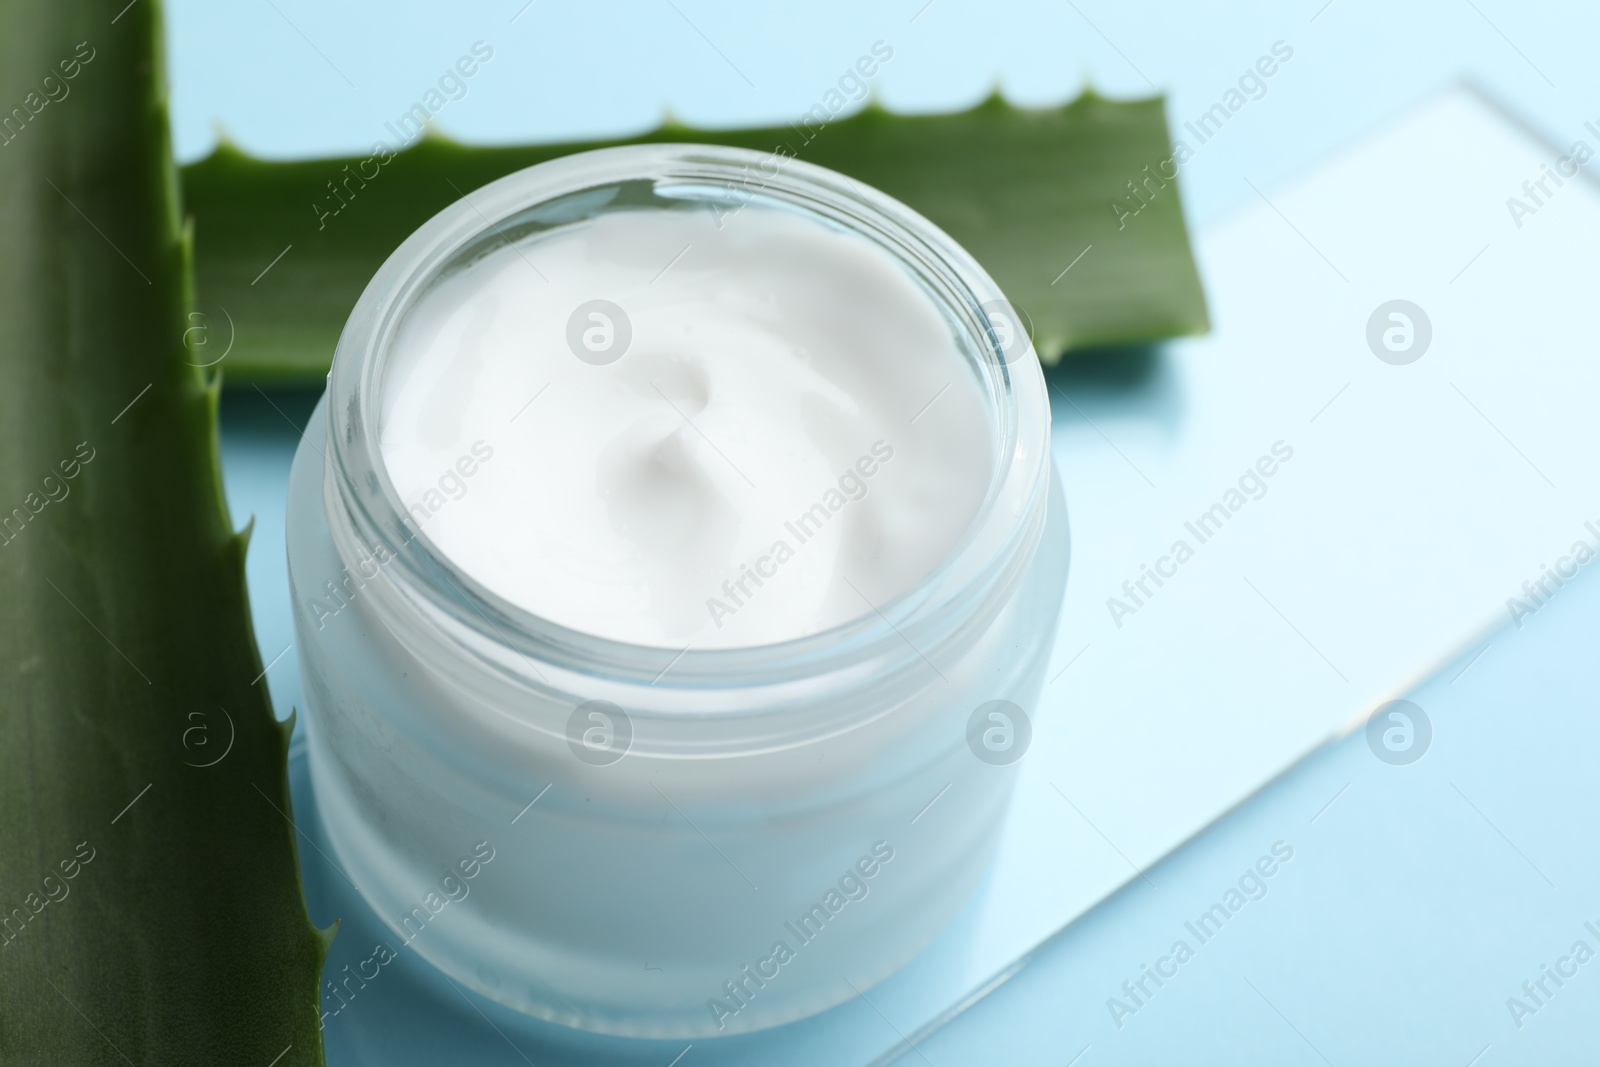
left=286, top=144, right=1069, bottom=1039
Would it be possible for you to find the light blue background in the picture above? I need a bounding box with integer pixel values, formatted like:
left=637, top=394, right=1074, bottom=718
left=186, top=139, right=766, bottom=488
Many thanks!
left=169, top=0, right=1598, bottom=230
left=191, top=1, right=1600, bottom=1062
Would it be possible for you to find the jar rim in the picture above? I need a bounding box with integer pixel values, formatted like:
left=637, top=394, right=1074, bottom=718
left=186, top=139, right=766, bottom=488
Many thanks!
left=323, top=142, right=1053, bottom=691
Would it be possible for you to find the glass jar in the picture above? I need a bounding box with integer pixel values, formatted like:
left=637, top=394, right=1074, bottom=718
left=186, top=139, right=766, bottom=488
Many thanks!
left=286, top=144, right=1068, bottom=1039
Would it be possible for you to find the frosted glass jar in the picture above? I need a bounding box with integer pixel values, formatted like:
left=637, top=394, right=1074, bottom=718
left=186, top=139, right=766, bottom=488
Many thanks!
left=286, top=144, right=1068, bottom=1038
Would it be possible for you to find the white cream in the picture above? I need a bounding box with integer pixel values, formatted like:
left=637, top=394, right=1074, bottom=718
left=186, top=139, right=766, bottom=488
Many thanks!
left=378, top=203, right=993, bottom=648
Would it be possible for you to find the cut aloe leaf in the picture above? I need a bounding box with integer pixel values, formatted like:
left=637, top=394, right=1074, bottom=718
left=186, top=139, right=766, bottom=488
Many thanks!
left=184, top=92, right=1208, bottom=384
left=0, top=1, right=327, bottom=1064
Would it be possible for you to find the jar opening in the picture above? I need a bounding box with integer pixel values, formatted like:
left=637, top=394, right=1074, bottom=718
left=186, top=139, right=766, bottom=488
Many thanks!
left=324, top=144, right=1051, bottom=688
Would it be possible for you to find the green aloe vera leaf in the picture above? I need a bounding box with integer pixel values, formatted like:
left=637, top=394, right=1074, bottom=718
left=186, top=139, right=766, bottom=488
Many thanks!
left=0, top=1, right=328, bottom=1064
left=183, top=91, right=1208, bottom=384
